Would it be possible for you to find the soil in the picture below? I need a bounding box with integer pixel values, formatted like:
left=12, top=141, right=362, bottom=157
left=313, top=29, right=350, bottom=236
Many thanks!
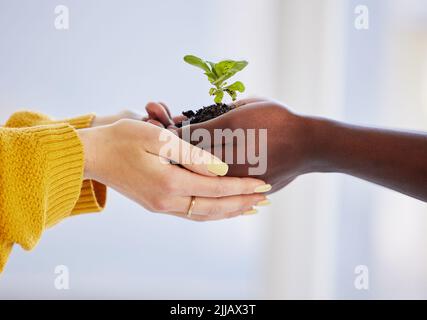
left=176, top=103, right=234, bottom=127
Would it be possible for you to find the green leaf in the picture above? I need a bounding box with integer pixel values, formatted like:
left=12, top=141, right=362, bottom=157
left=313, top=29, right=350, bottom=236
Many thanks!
left=225, top=90, right=237, bottom=101
left=233, top=60, right=249, bottom=72
left=216, top=60, right=248, bottom=76
left=183, top=55, right=248, bottom=103
left=206, top=61, right=217, bottom=77
left=214, top=60, right=235, bottom=77
left=225, top=81, right=245, bottom=92
left=212, top=60, right=248, bottom=87
left=214, top=90, right=224, bottom=104
left=183, top=55, right=211, bottom=73
left=204, top=71, right=217, bottom=83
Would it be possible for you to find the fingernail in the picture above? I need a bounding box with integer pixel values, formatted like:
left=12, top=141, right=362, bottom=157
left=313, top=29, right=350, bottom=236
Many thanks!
left=243, top=208, right=258, bottom=215
left=254, top=184, right=272, bottom=193
left=256, top=199, right=271, bottom=206
left=207, top=162, right=229, bottom=176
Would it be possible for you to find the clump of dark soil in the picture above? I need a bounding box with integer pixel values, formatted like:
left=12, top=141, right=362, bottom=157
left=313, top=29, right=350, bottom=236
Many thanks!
left=176, top=103, right=234, bottom=127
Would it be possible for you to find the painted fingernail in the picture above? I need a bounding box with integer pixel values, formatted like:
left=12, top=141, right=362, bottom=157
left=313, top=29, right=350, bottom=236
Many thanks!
left=256, top=199, right=271, bottom=206
left=207, top=162, right=229, bottom=176
left=254, top=184, right=272, bottom=193
left=243, top=208, right=258, bottom=215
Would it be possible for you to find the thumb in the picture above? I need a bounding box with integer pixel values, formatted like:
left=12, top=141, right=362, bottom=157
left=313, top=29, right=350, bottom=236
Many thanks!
left=148, top=127, right=229, bottom=177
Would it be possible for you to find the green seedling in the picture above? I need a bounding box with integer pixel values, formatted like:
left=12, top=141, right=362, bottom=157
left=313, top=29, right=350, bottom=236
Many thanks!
left=183, top=55, right=248, bottom=104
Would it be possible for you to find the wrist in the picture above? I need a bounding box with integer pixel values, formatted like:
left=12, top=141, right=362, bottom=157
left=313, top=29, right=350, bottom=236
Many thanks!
left=91, top=110, right=143, bottom=127
left=91, top=115, right=111, bottom=128
left=300, top=115, right=341, bottom=173
left=77, top=128, right=97, bottom=180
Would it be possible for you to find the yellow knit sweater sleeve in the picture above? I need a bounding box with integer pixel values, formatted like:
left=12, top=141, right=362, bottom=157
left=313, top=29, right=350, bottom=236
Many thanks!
left=0, top=124, right=85, bottom=273
left=5, top=111, right=106, bottom=215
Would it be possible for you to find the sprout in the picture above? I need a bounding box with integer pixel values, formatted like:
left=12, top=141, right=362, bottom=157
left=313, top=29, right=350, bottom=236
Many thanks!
left=184, top=55, right=248, bottom=104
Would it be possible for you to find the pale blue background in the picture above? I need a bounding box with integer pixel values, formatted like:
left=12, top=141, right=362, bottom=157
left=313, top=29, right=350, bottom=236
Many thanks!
left=1, top=0, right=427, bottom=299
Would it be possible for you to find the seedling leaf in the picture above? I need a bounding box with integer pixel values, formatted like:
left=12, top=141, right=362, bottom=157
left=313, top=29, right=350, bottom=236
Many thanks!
left=184, top=55, right=211, bottom=73
left=184, top=55, right=248, bottom=104
left=214, top=91, right=224, bottom=104
left=225, top=81, right=245, bottom=93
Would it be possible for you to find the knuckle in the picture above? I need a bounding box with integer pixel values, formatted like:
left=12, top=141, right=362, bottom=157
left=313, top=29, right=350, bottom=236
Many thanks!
left=242, top=178, right=258, bottom=194
left=213, top=181, right=226, bottom=196
left=150, top=197, right=169, bottom=212
left=241, top=196, right=254, bottom=209
left=207, top=203, right=223, bottom=216
left=235, top=178, right=248, bottom=194
left=235, top=199, right=247, bottom=212
left=162, top=179, right=179, bottom=194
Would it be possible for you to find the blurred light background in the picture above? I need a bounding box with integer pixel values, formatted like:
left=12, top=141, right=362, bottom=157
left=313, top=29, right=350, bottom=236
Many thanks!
left=1, top=0, right=427, bottom=299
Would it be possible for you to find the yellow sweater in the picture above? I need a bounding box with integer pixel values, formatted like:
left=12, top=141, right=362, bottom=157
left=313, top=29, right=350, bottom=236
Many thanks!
left=0, top=111, right=106, bottom=273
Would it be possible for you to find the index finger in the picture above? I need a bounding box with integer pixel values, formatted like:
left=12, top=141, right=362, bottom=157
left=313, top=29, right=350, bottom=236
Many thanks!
left=145, top=102, right=174, bottom=127
left=170, top=165, right=269, bottom=197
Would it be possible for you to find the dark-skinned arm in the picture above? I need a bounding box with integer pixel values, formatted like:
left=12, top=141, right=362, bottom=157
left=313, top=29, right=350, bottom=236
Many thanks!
left=147, top=99, right=427, bottom=202
left=308, top=116, right=427, bottom=201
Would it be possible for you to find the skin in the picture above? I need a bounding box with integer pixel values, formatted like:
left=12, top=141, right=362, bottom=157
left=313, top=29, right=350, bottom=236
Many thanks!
left=78, top=111, right=269, bottom=222
left=150, top=98, right=427, bottom=202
